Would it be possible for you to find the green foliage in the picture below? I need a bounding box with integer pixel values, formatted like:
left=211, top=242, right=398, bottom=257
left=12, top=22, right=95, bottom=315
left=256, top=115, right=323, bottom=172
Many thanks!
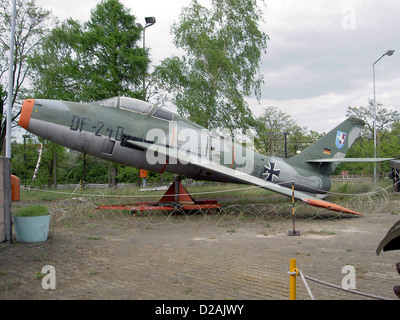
left=11, top=138, right=174, bottom=186
left=154, top=0, right=268, bottom=133
left=28, top=19, right=83, bottom=101
left=29, top=0, right=147, bottom=102
left=346, top=100, right=400, bottom=139
left=37, top=139, right=67, bottom=186
left=64, top=153, right=109, bottom=184
left=79, top=0, right=147, bottom=101
left=0, top=0, right=53, bottom=152
left=25, top=0, right=151, bottom=187
left=116, top=166, right=139, bottom=183
left=335, top=102, right=400, bottom=175
left=330, top=180, right=378, bottom=196
left=11, top=139, right=39, bottom=184
left=254, top=106, right=321, bottom=158
left=14, top=204, right=49, bottom=217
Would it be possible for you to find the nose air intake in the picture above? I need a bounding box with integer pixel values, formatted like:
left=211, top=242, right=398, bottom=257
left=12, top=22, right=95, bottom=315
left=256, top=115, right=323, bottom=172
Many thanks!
left=19, top=99, right=35, bottom=130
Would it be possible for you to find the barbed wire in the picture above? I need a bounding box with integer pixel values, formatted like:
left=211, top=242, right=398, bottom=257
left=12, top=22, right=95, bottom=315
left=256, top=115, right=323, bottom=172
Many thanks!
left=21, top=175, right=399, bottom=229
left=43, top=190, right=396, bottom=231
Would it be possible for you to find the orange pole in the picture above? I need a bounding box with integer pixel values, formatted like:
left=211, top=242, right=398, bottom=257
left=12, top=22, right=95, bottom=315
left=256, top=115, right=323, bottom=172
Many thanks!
left=11, top=175, right=20, bottom=201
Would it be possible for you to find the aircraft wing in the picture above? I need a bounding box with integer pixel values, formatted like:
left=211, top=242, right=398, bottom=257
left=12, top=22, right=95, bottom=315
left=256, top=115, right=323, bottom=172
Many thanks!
left=126, top=139, right=363, bottom=216
left=307, top=158, right=395, bottom=163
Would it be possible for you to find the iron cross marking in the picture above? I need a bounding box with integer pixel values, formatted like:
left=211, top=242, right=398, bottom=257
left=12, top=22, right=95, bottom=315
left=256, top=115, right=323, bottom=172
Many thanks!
left=263, top=162, right=280, bottom=182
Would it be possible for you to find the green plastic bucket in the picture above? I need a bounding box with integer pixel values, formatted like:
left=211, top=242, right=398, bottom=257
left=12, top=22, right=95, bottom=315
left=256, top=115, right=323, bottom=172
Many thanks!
left=13, top=215, right=51, bottom=242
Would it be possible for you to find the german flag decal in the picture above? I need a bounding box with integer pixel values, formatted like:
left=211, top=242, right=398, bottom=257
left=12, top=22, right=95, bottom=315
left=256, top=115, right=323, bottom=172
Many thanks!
left=323, top=148, right=331, bottom=155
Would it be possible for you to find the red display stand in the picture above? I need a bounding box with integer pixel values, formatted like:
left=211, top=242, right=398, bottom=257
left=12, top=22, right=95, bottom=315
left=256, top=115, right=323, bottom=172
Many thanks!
left=96, top=179, right=220, bottom=212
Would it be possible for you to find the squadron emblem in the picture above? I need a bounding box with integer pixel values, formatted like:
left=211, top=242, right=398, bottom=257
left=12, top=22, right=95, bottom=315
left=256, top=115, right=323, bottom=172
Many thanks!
left=336, top=131, right=347, bottom=149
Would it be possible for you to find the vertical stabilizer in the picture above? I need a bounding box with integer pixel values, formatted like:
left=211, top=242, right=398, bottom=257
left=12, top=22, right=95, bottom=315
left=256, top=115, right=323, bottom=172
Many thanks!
left=286, top=117, right=365, bottom=176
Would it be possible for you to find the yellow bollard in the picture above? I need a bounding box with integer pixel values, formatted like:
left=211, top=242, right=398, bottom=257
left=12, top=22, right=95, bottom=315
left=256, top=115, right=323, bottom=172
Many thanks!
left=289, top=258, right=299, bottom=300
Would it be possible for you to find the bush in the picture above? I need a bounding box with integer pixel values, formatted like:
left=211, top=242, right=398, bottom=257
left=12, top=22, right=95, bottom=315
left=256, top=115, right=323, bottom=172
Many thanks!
left=14, top=204, right=49, bottom=217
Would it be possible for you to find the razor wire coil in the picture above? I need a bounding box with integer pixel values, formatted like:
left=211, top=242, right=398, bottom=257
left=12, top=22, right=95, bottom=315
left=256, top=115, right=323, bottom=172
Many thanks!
left=23, top=177, right=397, bottom=219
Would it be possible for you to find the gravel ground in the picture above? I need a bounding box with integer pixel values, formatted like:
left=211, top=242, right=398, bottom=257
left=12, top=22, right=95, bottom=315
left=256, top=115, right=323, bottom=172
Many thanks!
left=1, top=198, right=400, bottom=302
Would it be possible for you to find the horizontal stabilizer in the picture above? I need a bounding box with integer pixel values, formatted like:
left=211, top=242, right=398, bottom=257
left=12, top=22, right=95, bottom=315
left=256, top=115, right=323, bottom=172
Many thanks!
left=307, top=158, right=395, bottom=163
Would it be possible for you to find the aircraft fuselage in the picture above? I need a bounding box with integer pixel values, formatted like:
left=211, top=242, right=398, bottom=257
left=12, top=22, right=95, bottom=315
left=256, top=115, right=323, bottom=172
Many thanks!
left=19, top=97, right=331, bottom=195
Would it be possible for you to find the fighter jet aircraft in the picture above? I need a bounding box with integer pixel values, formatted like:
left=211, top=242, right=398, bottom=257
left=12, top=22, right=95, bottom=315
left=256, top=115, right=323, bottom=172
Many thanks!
left=18, top=96, right=392, bottom=215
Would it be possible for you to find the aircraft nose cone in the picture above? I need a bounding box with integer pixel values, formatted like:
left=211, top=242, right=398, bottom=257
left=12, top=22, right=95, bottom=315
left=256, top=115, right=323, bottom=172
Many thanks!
left=19, top=99, right=35, bottom=130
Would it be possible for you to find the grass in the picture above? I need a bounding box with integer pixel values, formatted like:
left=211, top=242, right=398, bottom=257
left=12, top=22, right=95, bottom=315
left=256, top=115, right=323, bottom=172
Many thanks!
left=322, top=229, right=336, bottom=235
left=13, top=204, right=49, bottom=217
left=87, top=236, right=100, bottom=240
left=18, top=183, right=279, bottom=210
left=334, top=181, right=373, bottom=193
left=330, top=179, right=393, bottom=197
left=20, top=182, right=274, bottom=201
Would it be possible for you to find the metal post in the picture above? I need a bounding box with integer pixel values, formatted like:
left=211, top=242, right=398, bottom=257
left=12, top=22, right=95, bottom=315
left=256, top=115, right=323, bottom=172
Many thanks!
left=5, top=0, right=17, bottom=158
left=142, top=26, right=146, bottom=100
left=373, top=62, right=377, bottom=182
left=289, top=258, right=298, bottom=300
left=292, top=180, right=295, bottom=232
left=283, top=132, right=289, bottom=158
left=288, top=180, right=300, bottom=236
left=23, top=135, right=27, bottom=183
left=372, top=49, right=395, bottom=182
left=174, top=175, right=180, bottom=203
left=4, top=0, right=17, bottom=244
left=142, top=17, right=156, bottom=101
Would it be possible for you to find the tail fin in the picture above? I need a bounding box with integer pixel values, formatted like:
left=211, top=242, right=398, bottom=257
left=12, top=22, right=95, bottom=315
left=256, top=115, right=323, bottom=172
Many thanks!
left=286, top=117, right=365, bottom=176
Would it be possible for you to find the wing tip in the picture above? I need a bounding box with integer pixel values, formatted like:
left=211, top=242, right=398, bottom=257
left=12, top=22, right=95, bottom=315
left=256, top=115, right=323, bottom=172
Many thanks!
left=302, top=198, right=364, bottom=216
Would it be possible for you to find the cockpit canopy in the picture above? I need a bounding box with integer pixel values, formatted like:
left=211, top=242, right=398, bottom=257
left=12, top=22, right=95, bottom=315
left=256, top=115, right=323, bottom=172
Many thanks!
left=98, top=97, right=174, bottom=121
left=98, top=97, right=153, bottom=114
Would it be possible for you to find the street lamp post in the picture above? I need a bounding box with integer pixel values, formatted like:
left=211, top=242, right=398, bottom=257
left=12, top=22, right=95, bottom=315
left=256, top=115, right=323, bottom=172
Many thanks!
left=373, top=49, right=395, bottom=182
left=283, top=132, right=289, bottom=159
left=141, top=17, right=156, bottom=101
left=136, top=17, right=156, bottom=184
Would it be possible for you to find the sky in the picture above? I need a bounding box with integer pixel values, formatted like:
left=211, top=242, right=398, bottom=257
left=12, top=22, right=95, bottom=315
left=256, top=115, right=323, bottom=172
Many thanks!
left=33, top=0, right=400, bottom=133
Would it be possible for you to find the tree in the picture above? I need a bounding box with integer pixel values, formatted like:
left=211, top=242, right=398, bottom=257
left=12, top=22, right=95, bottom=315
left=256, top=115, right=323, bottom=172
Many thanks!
left=346, top=100, right=400, bottom=160
left=11, top=137, right=39, bottom=184
left=79, top=0, right=148, bottom=101
left=29, top=0, right=149, bottom=186
left=337, top=101, right=400, bottom=175
left=28, top=19, right=83, bottom=101
left=154, top=0, right=268, bottom=133
left=386, top=122, right=400, bottom=159
left=29, top=0, right=148, bottom=102
left=0, top=0, right=52, bottom=152
left=35, top=139, right=67, bottom=187
left=346, top=100, right=400, bottom=142
left=254, top=106, right=311, bottom=157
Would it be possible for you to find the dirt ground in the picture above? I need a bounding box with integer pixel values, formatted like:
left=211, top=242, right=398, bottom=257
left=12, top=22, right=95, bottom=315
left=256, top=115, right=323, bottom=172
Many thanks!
left=1, top=196, right=400, bottom=301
